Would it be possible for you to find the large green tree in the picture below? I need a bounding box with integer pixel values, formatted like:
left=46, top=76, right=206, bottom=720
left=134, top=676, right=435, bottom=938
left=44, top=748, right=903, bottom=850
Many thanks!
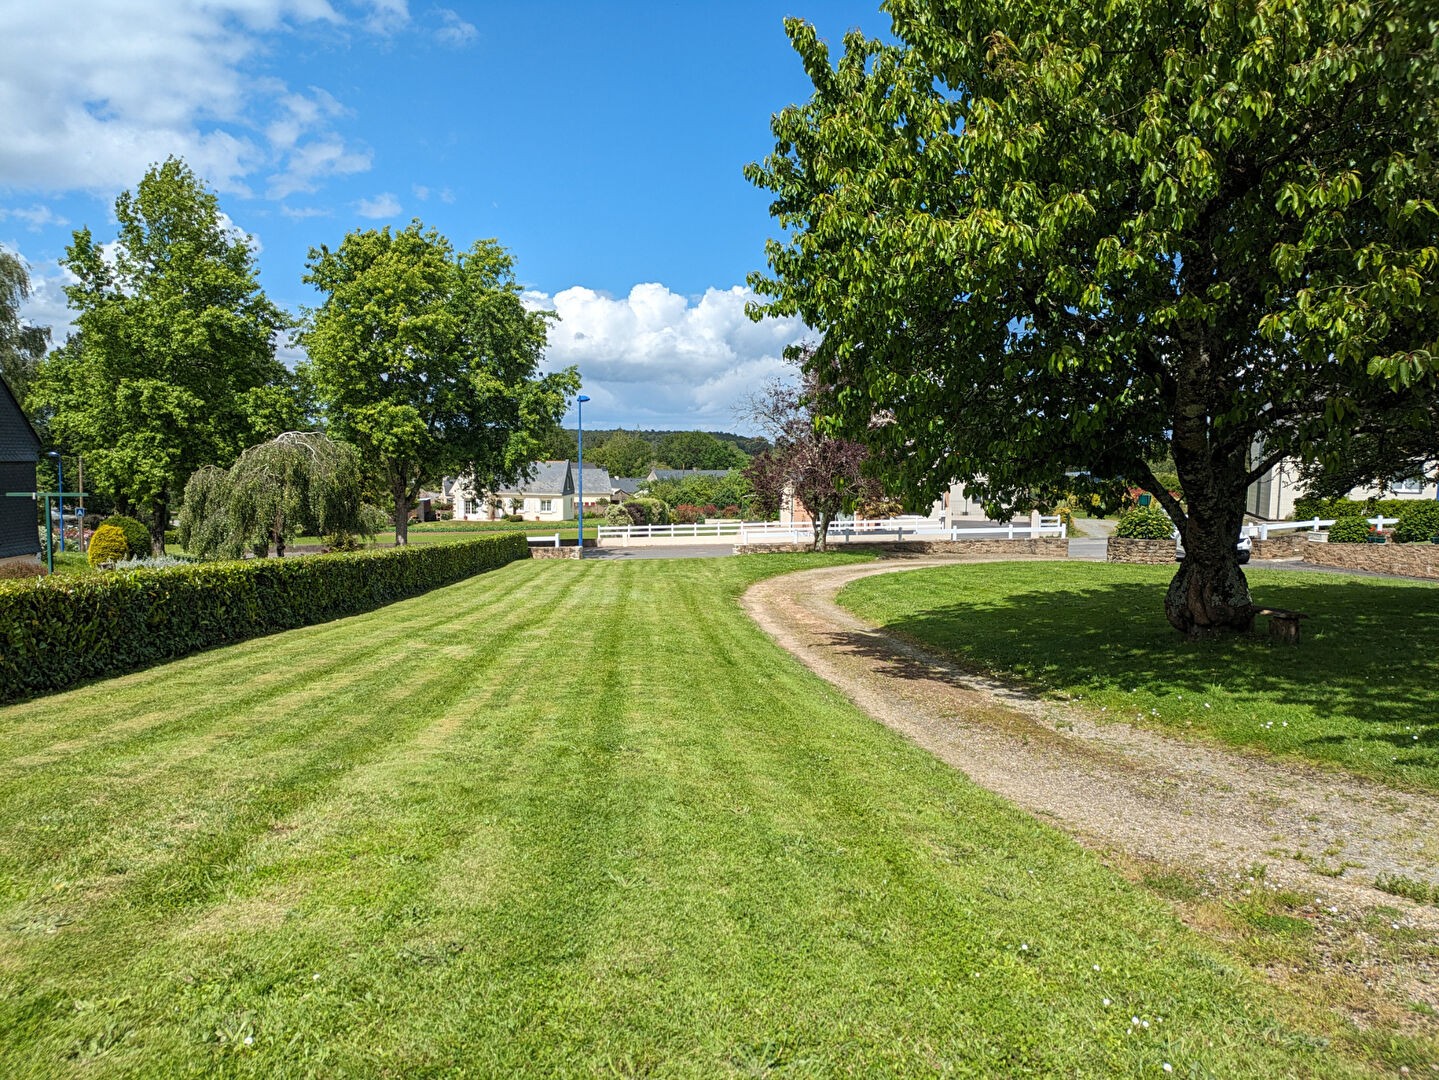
left=748, top=1, right=1438, bottom=636
left=301, top=222, right=578, bottom=544
left=589, top=429, right=655, bottom=477
left=0, top=248, right=50, bottom=405
left=655, top=430, right=748, bottom=470
left=31, top=158, right=291, bottom=551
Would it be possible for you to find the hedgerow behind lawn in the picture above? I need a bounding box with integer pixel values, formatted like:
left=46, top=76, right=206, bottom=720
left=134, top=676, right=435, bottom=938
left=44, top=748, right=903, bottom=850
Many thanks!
left=838, top=562, right=1439, bottom=791
left=0, top=555, right=1399, bottom=1076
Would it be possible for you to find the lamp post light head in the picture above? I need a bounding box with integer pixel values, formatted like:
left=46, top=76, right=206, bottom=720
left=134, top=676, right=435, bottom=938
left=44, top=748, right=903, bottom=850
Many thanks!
left=578, top=395, right=590, bottom=403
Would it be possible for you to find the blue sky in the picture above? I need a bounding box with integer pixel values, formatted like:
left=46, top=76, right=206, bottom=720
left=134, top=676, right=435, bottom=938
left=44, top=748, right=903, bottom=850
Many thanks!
left=0, top=1, right=889, bottom=431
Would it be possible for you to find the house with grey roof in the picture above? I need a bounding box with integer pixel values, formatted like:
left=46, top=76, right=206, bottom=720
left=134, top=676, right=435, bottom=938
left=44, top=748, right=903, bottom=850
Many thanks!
left=451, top=460, right=616, bottom=522
left=0, top=375, right=42, bottom=565
left=611, top=476, right=646, bottom=498
left=645, top=468, right=733, bottom=483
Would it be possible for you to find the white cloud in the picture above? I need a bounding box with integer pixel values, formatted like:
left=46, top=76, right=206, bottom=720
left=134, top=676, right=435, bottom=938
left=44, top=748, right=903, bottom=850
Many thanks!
left=527, top=283, right=808, bottom=428
left=362, top=0, right=410, bottom=34
left=8, top=254, right=78, bottom=343
left=0, top=205, right=69, bottom=230
left=434, top=8, right=477, bottom=47
left=355, top=192, right=402, bottom=218
left=0, top=2, right=374, bottom=199
left=280, top=204, right=333, bottom=219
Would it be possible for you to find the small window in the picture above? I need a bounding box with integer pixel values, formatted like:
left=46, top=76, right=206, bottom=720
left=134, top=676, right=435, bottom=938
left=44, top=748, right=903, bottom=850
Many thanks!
left=539, top=499, right=553, bottom=512
left=1391, top=477, right=1424, bottom=495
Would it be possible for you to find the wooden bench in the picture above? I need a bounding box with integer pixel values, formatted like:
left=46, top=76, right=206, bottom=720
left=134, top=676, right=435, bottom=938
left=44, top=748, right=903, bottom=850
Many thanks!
left=1255, top=607, right=1308, bottom=644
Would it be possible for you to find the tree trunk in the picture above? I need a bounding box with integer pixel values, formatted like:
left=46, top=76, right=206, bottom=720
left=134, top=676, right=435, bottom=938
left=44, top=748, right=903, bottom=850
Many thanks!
left=149, top=498, right=167, bottom=555
left=813, top=509, right=829, bottom=552
left=273, top=511, right=286, bottom=558
left=392, top=476, right=409, bottom=546
left=1165, top=545, right=1254, bottom=638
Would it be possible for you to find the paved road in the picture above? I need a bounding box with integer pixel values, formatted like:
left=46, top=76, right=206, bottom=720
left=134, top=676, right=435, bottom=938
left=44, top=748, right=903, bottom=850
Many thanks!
left=585, top=544, right=736, bottom=560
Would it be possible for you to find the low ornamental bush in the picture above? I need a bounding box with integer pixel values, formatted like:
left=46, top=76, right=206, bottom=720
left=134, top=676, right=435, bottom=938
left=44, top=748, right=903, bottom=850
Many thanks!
left=1326, top=515, right=1371, bottom=543
left=1393, top=502, right=1439, bottom=544
left=1114, top=506, right=1174, bottom=539
left=0, top=533, right=529, bottom=703
left=102, top=515, right=152, bottom=558
left=672, top=503, right=706, bottom=525
left=87, top=523, right=132, bottom=566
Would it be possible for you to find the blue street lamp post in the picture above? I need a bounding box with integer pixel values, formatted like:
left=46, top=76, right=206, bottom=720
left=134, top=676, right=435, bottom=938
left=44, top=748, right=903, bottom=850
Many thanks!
left=47, top=451, right=64, bottom=553
left=576, top=395, right=590, bottom=559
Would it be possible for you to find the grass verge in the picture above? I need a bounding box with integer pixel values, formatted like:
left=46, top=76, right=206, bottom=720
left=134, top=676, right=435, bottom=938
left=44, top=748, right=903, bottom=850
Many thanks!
left=0, top=554, right=1423, bottom=1075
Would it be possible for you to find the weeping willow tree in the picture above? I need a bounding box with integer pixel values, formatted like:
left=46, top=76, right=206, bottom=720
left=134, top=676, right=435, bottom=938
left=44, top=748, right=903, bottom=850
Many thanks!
left=178, top=432, right=372, bottom=558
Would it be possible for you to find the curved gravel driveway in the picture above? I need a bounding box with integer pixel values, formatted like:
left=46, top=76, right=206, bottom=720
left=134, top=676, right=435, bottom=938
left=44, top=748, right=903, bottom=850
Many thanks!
left=742, top=557, right=1439, bottom=919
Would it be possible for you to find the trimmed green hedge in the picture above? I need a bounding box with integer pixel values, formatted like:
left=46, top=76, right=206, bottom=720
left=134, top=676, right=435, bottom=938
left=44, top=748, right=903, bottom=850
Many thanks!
left=1292, top=495, right=1413, bottom=520
left=0, top=534, right=529, bottom=703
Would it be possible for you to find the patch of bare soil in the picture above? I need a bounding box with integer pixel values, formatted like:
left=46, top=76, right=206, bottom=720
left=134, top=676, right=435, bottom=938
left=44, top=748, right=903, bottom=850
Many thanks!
left=743, top=558, right=1439, bottom=1039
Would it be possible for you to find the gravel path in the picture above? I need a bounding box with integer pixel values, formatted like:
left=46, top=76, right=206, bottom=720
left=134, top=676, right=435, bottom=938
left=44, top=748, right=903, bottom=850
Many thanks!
left=742, top=557, right=1439, bottom=920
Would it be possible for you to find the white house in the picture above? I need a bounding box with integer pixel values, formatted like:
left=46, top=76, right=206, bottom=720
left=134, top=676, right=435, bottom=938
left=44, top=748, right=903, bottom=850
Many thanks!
left=1246, top=457, right=1437, bottom=520
left=450, top=461, right=615, bottom=522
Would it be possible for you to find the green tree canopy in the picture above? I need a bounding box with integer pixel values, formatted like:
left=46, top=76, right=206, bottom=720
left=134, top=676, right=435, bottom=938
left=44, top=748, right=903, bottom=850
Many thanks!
left=589, top=429, right=655, bottom=477
left=748, top=1, right=1438, bottom=635
left=31, top=158, right=292, bottom=551
left=655, top=430, right=748, bottom=470
left=301, top=222, right=579, bottom=544
left=0, top=248, right=50, bottom=406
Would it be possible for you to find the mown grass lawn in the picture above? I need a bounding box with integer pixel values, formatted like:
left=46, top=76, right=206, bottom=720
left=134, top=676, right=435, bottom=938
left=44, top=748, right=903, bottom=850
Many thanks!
left=838, top=562, right=1439, bottom=791
left=0, top=555, right=1408, bottom=1076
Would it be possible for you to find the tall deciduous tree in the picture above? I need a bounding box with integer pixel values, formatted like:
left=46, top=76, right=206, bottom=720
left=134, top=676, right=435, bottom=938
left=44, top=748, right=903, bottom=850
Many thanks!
left=590, top=429, right=655, bottom=477
left=0, top=248, right=50, bottom=405
left=748, top=2, right=1438, bottom=635
left=302, top=222, right=579, bottom=544
left=656, top=430, right=748, bottom=470
left=31, top=158, right=291, bottom=551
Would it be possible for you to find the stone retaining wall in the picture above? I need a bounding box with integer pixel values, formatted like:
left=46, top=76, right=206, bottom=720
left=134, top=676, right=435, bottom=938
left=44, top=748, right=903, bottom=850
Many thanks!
left=528, top=546, right=581, bottom=560
left=734, top=538, right=1069, bottom=558
left=1250, top=533, right=1311, bottom=559
left=1302, top=541, right=1439, bottom=579
left=1105, top=538, right=1174, bottom=564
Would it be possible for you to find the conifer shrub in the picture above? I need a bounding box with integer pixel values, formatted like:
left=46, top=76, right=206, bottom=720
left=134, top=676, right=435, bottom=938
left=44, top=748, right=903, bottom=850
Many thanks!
left=101, top=515, right=151, bottom=558
left=87, top=524, right=132, bottom=566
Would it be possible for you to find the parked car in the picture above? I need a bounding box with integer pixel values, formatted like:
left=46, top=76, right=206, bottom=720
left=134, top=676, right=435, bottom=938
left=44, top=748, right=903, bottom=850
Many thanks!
left=1174, top=530, right=1252, bottom=564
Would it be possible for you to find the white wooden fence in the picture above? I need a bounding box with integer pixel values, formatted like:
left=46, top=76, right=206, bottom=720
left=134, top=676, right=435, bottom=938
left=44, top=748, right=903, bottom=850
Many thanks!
left=596, top=515, right=1067, bottom=546
left=1244, top=516, right=1399, bottom=540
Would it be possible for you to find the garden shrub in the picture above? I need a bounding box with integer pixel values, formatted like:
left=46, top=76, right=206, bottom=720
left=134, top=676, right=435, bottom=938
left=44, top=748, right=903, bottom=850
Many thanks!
left=672, top=503, right=706, bottom=524
left=1393, top=502, right=1439, bottom=543
left=1325, top=515, right=1371, bottom=543
left=0, top=560, right=44, bottom=580
left=87, top=524, right=132, bottom=566
left=163, top=529, right=180, bottom=546
left=721, top=504, right=741, bottom=518
left=1114, top=506, right=1174, bottom=539
left=102, top=515, right=151, bottom=558
left=502, top=513, right=524, bottom=523
left=604, top=503, right=639, bottom=526
left=0, top=533, right=529, bottom=703
left=629, top=497, right=670, bottom=526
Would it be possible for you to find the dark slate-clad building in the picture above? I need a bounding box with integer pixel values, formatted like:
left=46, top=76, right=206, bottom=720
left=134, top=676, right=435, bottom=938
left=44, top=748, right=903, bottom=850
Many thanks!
left=0, top=376, right=41, bottom=561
